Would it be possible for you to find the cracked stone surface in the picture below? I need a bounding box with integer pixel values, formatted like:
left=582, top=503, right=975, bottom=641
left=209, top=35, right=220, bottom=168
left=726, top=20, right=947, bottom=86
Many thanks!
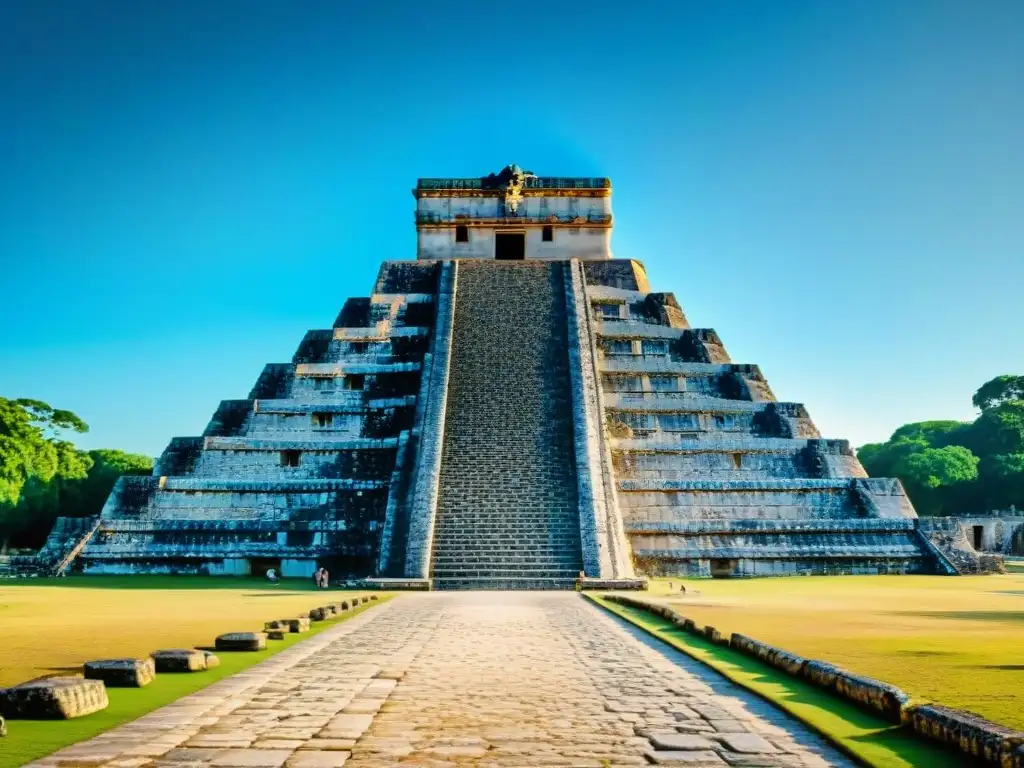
left=28, top=593, right=854, bottom=767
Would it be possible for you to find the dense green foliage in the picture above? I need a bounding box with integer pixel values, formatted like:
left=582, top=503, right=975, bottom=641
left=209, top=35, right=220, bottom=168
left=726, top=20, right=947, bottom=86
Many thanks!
left=858, top=375, right=1024, bottom=515
left=0, top=398, right=152, bottom=550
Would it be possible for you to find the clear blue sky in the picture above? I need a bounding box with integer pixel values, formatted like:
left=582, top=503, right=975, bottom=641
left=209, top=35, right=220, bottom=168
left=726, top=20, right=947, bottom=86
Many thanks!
left=1, top=1, right=1021, bottom=458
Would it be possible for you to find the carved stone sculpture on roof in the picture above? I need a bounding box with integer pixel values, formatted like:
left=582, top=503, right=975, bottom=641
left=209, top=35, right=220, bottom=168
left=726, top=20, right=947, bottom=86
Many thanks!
left=480, top=164, right=536, bottom=215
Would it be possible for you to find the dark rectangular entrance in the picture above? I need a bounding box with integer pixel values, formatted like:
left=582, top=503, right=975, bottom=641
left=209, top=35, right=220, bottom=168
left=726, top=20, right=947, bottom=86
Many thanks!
left=495, top=233, right=525, bottom=260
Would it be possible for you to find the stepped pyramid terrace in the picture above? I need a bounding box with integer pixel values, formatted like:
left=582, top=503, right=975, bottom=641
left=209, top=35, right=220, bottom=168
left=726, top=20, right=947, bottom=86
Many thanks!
left=35, top=165, right=984, bottom=587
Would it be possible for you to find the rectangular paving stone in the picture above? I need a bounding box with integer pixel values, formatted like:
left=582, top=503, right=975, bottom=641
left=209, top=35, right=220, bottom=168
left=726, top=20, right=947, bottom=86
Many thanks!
left=301, top=740, right=356, bottom=751
left=649, top=734, right=718, bottom=751
left=284, top=752, right=349, bottom=768
left=210, top=750, right=294, bottom=767
left=718, top=734, right=778, bottom=754
left=647, top=750, right=727, bottom=765
left=161, top=749, right=226, bottom=762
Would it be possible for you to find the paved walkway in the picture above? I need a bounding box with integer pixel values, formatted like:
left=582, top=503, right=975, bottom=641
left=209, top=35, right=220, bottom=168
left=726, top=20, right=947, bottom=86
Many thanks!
left=31, top=593, right=854, bottom=768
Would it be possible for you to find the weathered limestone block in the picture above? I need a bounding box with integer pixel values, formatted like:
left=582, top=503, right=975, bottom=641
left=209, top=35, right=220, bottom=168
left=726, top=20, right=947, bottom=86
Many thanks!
left=215, top=632, right=267, bottom=652
left=308, top=606, right=333, bottom=621
left=338, top=600, right=350, bottom=611
left=0, top=677, right=108, bottom=719
left=151, top=649, right=207, bottom=673
left=729, top=634, right=807, bottom=676
left=0, top=715, right=6, bottom=737
left=286, top=617, right=311, bottom=633
left=902, top=704, right=1024, bottom=763
left=267, top=630, right=286, bottom=640
left=203, top=651, right=220, bottom=669
left=369, top=594, right=378, bottom=600
left=801, top=660, right=842, bottom=689
left=702, top=625, right=726, bottom=645
left=84, top=658, right=156, bottom=687
left=669, top=614, right=689, bottom=630
left=832, top=670, right=908, bottom=724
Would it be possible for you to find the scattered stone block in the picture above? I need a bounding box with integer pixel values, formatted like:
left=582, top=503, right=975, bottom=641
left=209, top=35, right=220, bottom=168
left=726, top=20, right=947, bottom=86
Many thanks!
left=369, top=594, right=378, bottom=601
left=0, top=715, right=6, bottom=737
left=338, top=601, right=350, bottom=611
left=308, top=607, right=328, bottom=621
left=264, top=620, right=288, bottom=632
left=151, top=649, right=208, bottom=673
left=902, top=703, right=1024, bottom=763
left=0, top=676, right=109, bottom=719
left=286, top=617, right=311, bottom=633
left=203, top=651, right=221, bottom=669
left=215, top=632, right=267, bottom=652
left=267, top=630, right=286, bottom=640
left=84, top=658, right=156, bottom=687
left=832, top=670, right=908, bottom=724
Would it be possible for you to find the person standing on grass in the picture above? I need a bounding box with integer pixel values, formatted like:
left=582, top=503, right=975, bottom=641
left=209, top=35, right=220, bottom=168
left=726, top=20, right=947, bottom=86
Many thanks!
left=321, top=567, right=330, bottom=589
left=313, top=566, right=323, bottom=589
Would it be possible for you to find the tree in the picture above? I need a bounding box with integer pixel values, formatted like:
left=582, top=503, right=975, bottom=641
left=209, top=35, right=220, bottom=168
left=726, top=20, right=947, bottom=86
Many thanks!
left=858, top=375, right=1024, bottom=516
left=0, top=398, right=89, bottom=551
left=967, top=400, right=1024, bottom=456
left=76, top=449, right=154, bottom=516
left=972, top=375, right=1024, bottom=411
left=895, top=445, right=980, bottom=490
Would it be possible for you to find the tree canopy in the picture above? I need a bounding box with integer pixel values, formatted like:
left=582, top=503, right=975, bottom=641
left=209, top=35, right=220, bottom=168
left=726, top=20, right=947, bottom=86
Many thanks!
left=0, top=398, right=152, bottom=551
left=972, top=375, right=1024, bottom=412
left=858, top=374, right=1024, bottom=515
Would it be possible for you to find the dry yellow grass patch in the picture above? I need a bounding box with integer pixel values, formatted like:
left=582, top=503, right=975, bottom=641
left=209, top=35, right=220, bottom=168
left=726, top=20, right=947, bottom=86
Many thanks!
left=651, top=573, right=1024, bottom=729
left=0, top=576, right=371, bottom=687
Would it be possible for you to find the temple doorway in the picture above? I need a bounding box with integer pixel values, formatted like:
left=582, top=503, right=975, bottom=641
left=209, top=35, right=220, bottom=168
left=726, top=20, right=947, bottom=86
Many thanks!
left=495, top=232, right=525, bottom=260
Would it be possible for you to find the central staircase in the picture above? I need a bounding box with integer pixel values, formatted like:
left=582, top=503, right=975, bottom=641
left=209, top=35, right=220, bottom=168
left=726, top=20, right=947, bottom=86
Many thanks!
left=430, top=261, right=584, bottom=589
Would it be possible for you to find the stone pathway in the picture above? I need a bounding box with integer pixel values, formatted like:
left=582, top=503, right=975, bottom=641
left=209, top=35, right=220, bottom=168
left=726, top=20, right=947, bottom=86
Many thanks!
left=30, top=593, right=854, bottom=768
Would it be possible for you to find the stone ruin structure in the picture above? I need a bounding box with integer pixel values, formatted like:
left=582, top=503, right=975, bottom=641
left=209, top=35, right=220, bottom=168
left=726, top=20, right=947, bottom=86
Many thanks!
left=955, top=509, right=1024, bottom=556
left=40, top=165, right=985, bottom=587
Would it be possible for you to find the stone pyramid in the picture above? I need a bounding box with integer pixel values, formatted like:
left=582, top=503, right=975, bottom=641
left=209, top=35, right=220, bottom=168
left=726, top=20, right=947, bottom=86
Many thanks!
left=65, top=166, right=970, bottom=587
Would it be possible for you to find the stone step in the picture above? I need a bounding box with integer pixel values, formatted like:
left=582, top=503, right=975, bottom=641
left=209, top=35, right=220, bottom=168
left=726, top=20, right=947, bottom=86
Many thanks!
left=432, top=577, right=577, bottom=590
left=428, top=262, right=585, bottom=588
left=432, top=556, right=582, bottom=567
left=431, top=568, right=581, bottom=579
left=431, top=546, right=581, bottom=556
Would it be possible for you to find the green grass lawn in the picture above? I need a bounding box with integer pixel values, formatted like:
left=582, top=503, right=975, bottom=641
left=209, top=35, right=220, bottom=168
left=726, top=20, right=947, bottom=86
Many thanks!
left=591, top=595, right=960, bottom=768
left=0, top=576, right=387, bottom=768
left=644, top=573, right=1024, bottom=730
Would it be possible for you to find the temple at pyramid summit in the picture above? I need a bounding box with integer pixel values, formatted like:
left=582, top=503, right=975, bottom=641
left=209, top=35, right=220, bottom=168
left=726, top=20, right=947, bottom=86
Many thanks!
left=38, top=165, right=986, bottom=586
